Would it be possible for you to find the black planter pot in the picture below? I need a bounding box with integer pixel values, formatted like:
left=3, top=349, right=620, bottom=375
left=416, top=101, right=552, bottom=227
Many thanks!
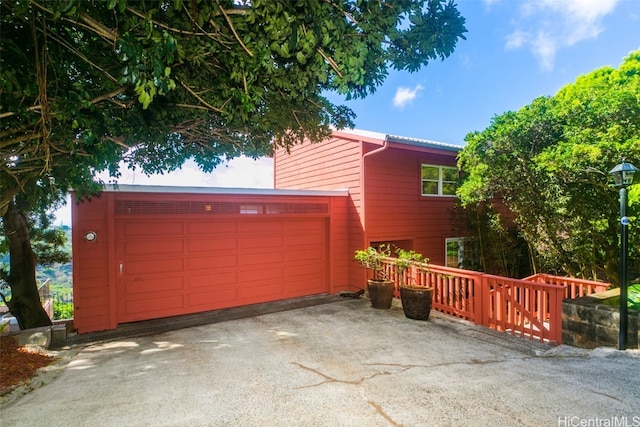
left=400, top=286, right=433, bottom=320
left=367, top=279, right=395, bottom=309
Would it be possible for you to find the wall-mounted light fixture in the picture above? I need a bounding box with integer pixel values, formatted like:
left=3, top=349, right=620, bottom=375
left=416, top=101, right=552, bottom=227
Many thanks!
left=84, top=231, right=97, bottom=242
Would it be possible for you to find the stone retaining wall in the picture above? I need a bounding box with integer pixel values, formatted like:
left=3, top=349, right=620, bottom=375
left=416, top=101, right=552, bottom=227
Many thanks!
left=562, top=289, right=639, bottom=349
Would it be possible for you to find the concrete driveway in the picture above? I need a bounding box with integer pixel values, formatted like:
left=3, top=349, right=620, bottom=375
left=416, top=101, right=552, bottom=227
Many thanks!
left=1, top=298, right=639, bottom=427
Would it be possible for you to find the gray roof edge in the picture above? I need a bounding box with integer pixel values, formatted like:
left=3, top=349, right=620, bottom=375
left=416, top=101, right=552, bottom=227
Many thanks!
left=99, top=184, right=349, bottom=197
left=386, top=135, right=463, bottom=152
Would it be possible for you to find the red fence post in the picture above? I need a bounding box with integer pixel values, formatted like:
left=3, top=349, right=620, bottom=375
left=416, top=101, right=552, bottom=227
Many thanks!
left=549, top=285, right=563, bottom=344
left=476, top=275, right=488, bottom=328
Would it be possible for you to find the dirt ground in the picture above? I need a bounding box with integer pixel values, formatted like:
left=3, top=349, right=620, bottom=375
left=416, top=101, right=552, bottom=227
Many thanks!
left=0, top=335, right=56, bottom=392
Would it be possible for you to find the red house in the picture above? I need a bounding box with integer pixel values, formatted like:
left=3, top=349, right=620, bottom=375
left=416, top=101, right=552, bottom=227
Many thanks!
left=72, top=129, right=462, bottom=333
left=275, top=129, right=463, bottom=285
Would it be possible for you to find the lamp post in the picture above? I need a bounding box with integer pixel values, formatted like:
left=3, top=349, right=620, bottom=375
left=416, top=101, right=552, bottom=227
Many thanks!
left=609, top=159, right=638, bottom=350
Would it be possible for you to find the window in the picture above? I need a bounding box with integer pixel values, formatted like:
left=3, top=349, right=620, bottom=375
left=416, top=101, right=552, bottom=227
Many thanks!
left=445, top=238, right=465, bottom=269
left=421, top=164, right=458, bottom=196
left=240, top=204, right=262, bottom=214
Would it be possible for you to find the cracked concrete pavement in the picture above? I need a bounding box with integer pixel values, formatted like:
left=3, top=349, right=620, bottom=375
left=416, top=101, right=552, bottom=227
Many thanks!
left=1, top=298, right=639, bottom=427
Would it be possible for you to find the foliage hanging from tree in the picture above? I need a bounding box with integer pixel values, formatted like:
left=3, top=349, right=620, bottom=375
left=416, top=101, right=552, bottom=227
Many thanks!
left=0, top=0, right=467, bottom=328
left=457, top=51, right=640, bottom=283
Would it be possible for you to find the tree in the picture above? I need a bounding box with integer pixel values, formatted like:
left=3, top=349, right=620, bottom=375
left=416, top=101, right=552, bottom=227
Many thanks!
left=0, top=0, right=467, bottom=328
left=457, top=51, right=640, bottom=283
left=0, top=198, right=70, bottom=329
left=450, top=201, right=531, bottom=278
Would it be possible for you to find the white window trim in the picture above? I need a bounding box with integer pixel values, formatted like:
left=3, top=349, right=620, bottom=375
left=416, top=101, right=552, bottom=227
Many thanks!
left=421, top=164, right=458, bottom=197
left=445, top=237, right=465, bottom=269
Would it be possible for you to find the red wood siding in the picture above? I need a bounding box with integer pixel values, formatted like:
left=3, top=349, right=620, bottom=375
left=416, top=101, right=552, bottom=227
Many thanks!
left=73, top=190, right=348, bottom=333
left=275, top=135, right=368, bottom=289
left=364, top=146, right=459, bottom=265
left=72, top=194, right=116, bottom=332
left=275, top=136, right=362, bottom=192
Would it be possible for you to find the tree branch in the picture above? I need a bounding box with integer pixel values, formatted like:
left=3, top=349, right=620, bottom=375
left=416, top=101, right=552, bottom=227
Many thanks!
left=89, top=87, right=129, bottom=107
left=0, top=106, right=41, bottom=120
left=76, top=13, right=118, bottom=42
left=322, top=0, right=359, bottom=25
left=214, top=0, right=253, bottom=57
left=0, top=131, right=44, bottom=150
left=0, top=88, right=128, bottom=128
left=177, top=79, right=225, bottom=113
left=182, top=4, right=231, bottom=47
left=317, top=48, right=343, bottom=78
left=125, top=6, right=202, bottom=35
left=42, top=27, right=118, bottom=83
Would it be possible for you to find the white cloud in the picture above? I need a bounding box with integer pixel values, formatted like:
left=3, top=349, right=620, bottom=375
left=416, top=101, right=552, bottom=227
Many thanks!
left=53, top=156, right=274, bottom=225
left=531, top=31, right=557, bottom=72
left=505, top=0, right=619, bottom=71
left=505, top=29, right=528, bottom=50
left=392, top=84, right=424, bottom=109
left=458, top=53, right=472, bottom=70
left=483, top=0, right=503, bottom=8
left=95, top=156, right=274, bottom=189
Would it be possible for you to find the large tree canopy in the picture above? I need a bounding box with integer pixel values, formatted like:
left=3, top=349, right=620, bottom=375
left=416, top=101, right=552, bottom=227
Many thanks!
left=1, top=0, right=467, bottom=212
left=457, top=51, right=640, bottom=283
left=0, top=0, right=466, bottom=328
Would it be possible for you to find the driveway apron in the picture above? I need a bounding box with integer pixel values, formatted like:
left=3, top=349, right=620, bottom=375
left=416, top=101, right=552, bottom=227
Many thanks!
left=1, top=299, right=639, bottom=426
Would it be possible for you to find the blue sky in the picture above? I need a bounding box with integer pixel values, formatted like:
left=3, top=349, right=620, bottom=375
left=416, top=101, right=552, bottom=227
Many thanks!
left=55, top=0, right=640, bottom=224
left=336, top=0, right=640, bottom=145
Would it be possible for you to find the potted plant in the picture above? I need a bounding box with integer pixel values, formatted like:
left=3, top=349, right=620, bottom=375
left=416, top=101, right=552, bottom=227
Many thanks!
left=354, top=245, right=395, bottom=309
left=395, top=249, right=433, bottom=320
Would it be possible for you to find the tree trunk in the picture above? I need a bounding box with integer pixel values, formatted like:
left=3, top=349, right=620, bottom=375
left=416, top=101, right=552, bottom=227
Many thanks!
left=1, top=200, right=52, bottom=329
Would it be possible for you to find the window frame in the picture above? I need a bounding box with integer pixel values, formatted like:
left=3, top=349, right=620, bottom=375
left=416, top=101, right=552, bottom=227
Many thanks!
left=445, top=237, right=465, bottom=269
left=420, top=164, right=458, bottom=197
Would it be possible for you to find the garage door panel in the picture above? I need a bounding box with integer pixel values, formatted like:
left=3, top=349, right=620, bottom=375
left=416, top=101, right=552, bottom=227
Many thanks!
left=187, top=237, right=237, bottom=252
left=121, top=296, right=185, bottom=322
left=286, top=279, right=325, bottom=297
left=239, top=235, right=282, bottom=250
left=238, top=267, right=283, bottom=283
left=187, top=288, right=238, bottom=308
left=117, top=216, right=327, bottom=325
left=284, top=234, right=323, bottom=247
left=238, top=252, right=282, bottom=266
left=187, top=272, right=238, bottom=289
left=125, top=257, right=184, bottom=275
left=284, top=220, right=325, bottom=233
left=239, top=220, right=283, bottom=234
left=238, top=283, right=283, bottom=300
left=187, top=220, right=238, bottom=236
left=188, top=255, right=238, bottom=270
left=124, top=295, right=185, bottom=316
left=123, top=277, right=184, bottom=295
left=284, top=248, right=324, bottom=262
left=285, top=262, right=324, bottom=277
left=124, top=240, right=184, bottom=256
left=119, top=221, right=184, bottom=238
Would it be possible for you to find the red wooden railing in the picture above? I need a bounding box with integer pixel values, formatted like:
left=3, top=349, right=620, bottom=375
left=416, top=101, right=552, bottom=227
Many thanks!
left=481, top=274, right=564, bottom=343
left=523, top=274, right=610, bottom=299
left=380, top=258, right=611, bottom=344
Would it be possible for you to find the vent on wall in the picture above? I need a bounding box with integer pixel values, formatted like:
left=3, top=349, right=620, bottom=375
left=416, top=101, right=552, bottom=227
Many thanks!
left=115, top=200, right=328, bottom=215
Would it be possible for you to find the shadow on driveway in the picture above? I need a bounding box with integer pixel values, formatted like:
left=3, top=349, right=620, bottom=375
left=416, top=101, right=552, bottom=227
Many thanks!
left=1, top=298, right=639, bottom=426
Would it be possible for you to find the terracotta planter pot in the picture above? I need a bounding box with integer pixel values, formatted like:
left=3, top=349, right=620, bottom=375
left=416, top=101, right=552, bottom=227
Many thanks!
left=400, top=286, right=433, bottom=320
left=367, top=279, right=395, bottom=309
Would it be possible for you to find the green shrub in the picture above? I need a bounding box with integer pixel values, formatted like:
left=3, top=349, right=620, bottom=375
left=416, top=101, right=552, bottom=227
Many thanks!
left=629, top=284, right=640, bottom=311
left=53, top=301, right=74, bottom=320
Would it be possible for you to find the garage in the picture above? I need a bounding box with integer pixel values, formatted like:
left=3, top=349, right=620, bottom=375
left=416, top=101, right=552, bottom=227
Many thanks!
left=72, top=186, right=348, bottom=332
left=115, top=216, right=328, bottom=323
